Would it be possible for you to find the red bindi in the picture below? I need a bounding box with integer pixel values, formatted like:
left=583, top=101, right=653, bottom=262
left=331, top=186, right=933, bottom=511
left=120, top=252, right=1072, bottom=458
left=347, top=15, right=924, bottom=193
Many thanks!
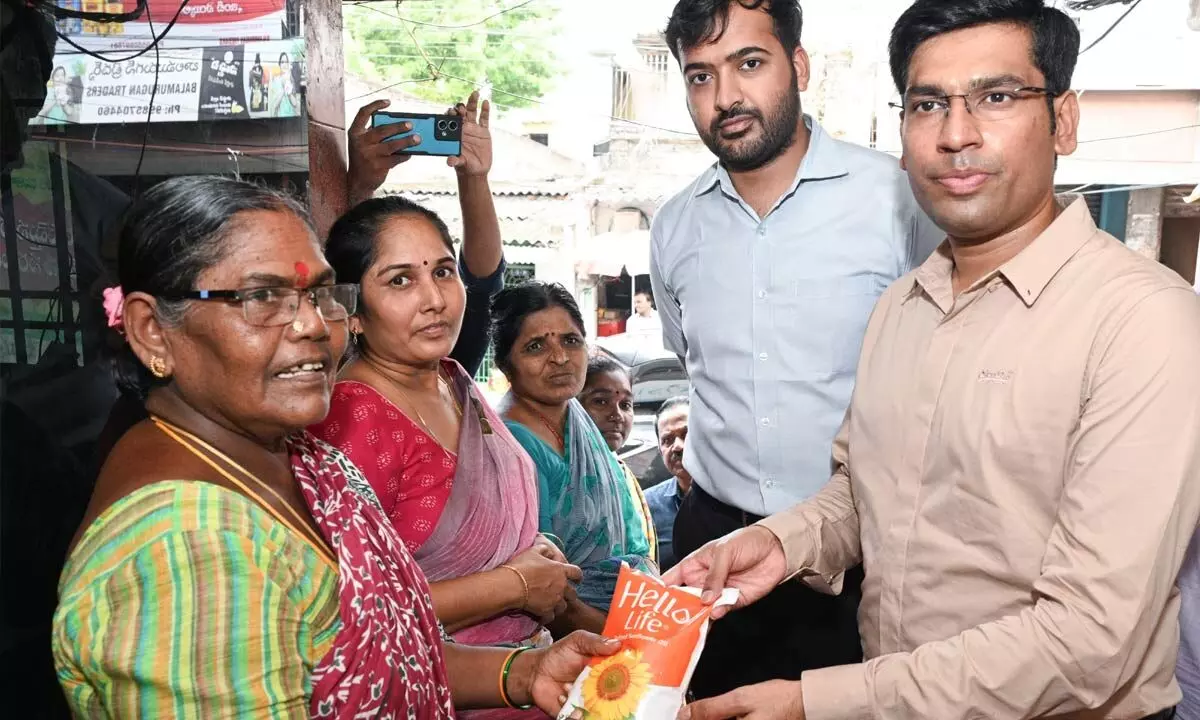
left=294, top=261, right=310, bottom=286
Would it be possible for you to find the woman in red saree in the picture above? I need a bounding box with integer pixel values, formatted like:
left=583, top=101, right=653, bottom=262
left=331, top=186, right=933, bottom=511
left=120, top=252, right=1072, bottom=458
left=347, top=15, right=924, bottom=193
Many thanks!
left=313, top=187, right=578, bottom=718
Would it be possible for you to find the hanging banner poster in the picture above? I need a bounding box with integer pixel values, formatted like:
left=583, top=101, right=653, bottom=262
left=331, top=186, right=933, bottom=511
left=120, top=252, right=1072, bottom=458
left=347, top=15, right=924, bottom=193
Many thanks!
left=244, top=46, right=303, bottom=118
left=199, top=46, right=249, bottom=119
left=30, top=37, right=304, bottom=126
left=60, top=0, right=290, bottom=52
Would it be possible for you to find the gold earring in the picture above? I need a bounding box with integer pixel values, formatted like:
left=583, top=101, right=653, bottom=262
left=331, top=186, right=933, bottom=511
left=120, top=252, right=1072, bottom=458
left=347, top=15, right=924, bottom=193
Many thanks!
left=149, top=356, right=168, bottom=378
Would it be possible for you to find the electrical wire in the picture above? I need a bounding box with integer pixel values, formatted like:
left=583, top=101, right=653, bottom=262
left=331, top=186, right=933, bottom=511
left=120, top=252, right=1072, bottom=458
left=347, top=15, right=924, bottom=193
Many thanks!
left=54, top=0, right=191, bottom=63
left=1078, top=124, right=1200, bottom=144
left=1065, top=0, right=1135, bottom=10
left=132, top=7, right=161, bottom=195
left=435, top=70, right=694, bottom=136
left=343, top=2, right=686, bottom=136
left=1079, top=0, right=1143, bottom=54
left=1076, top=182, right=1187, bottom=196
left=349, top=0, right=540, bottom=30
left=49, top=0, right=147, bottom=22
left=345, top=76, right=440, bottom=103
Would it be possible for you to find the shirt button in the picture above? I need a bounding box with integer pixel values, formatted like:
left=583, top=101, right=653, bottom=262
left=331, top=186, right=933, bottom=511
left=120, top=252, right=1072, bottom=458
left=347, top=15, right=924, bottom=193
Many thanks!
left=760, top=417, right=771, bottom=428
left=757, top=290, right=768, bottom=299
left=757, top=226, right=766, bottom=236
left=764, top=476, right=776, bottom=489
left=758, top=352, right=768, bottom=361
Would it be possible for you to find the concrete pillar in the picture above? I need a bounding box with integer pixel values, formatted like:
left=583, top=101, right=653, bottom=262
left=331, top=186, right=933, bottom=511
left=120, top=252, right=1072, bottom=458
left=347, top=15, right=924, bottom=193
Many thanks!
left=1125, top=187, right=1166, bottom=261
left=305, top=0, right=347, bottom=239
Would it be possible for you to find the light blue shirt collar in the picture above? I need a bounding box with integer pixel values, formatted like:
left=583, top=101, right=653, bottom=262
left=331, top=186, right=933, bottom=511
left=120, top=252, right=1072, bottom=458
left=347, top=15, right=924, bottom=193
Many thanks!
left=693, top=116, right=849, bottom=204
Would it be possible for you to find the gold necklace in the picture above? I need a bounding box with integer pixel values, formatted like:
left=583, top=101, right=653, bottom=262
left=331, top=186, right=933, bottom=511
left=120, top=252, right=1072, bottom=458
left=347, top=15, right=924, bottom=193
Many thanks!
left=151, top=416, right=337, bottom=567
left=360, top=356, right=462, bottom=449
left=527, top=404, right=565, bottom=450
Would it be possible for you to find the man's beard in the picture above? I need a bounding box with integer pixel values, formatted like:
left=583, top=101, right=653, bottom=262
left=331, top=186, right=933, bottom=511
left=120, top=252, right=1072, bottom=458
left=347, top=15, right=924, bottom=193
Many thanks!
left=698, top=78, right=801, bottom=173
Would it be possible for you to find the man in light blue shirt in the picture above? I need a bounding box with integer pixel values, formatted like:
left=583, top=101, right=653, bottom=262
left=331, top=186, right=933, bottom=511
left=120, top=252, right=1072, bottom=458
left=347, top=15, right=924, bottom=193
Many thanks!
left=650, top=0, right=942, bottom=698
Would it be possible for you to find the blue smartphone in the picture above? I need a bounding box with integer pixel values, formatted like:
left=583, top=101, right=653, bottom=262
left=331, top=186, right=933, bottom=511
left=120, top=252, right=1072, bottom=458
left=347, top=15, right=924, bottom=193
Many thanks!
left=370, top=111, right=463, bottom=157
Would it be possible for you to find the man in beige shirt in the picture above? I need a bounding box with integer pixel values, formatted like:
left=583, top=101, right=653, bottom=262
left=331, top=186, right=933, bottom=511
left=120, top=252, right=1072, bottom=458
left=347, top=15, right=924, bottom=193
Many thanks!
left=668, top=1, right=1200, bottom=719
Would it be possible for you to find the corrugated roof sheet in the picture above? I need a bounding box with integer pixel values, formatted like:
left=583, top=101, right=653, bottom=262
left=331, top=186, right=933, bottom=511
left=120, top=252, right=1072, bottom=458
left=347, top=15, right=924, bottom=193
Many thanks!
left=380, top=188, right=577, bottom=249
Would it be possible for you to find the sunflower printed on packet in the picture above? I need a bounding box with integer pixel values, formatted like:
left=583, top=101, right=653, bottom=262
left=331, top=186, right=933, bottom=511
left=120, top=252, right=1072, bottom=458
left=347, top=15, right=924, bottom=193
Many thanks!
left=557, top=563, right=738, bottom=720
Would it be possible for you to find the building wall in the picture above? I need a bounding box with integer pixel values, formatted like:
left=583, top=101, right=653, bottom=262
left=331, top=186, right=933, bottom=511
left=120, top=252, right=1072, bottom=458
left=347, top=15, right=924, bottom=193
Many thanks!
left=1070, top=90, right=1200, bottom=162
left=1059, top=90, right=1200, bottom=185
left=1162, top=217, right=1200, bottom=286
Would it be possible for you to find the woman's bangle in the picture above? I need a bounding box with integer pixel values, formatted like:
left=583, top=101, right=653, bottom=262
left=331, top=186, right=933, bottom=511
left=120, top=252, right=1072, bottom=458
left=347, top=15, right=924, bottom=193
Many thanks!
left=541, top=533, right=566, bottom=553
left=498, top=564, right=529, bottom=611
left=499, top=647, right=534, bottom=710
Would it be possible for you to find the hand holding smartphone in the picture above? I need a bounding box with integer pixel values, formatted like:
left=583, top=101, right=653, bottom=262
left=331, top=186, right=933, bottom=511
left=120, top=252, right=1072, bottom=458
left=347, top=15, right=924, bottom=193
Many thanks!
left=370, top=111, right=463, bottom=157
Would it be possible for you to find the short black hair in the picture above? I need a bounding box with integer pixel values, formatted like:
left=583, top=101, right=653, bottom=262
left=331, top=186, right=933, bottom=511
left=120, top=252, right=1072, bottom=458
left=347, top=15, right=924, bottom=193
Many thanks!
left=491, top=282, right=587, bottom=376
left=655, top=395, right=690, bottom=439
left=665, top=0, right=803, bottom=63
left=585, top=354, right=629, bottom=388
left=112, top=176, right=310, bottom=398
left=889, top=0, right=1079, bottom=97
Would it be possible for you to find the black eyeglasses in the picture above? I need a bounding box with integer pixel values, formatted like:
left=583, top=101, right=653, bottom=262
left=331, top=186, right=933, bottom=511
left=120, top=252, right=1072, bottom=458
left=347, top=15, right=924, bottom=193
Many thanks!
left=164, top=284, right=359, bottom=327
left=889, top=85, right=1054, bottom=125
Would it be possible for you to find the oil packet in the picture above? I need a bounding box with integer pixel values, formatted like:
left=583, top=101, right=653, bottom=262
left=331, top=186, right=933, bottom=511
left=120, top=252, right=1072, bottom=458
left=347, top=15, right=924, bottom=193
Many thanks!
left=557, top=563, right=739, bottom=720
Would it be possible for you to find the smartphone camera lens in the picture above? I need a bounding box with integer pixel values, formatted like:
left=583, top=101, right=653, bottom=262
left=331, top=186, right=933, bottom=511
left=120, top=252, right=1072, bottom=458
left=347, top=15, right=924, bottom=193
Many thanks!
left=437, top=120, right=448, bottom=131
left=447, top=120, right=459, bottom=132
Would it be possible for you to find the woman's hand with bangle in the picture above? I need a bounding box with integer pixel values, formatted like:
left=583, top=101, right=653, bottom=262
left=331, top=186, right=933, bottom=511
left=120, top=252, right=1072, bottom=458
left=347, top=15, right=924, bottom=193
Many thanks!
left=506, top=632, right=619, bottom=714
left=500, top=546, right=583, bottom=622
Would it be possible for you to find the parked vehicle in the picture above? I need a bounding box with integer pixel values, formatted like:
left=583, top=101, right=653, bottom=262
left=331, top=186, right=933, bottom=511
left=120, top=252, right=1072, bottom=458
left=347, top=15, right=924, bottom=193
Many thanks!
left=619, top=438, right=671, bottom=489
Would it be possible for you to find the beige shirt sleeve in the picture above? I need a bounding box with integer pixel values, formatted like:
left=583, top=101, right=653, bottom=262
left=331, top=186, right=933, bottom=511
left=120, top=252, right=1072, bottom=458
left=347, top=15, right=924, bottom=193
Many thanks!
left=758, top=412, right=863, bottom=596
left=800, top=288, right=1200, bottom=720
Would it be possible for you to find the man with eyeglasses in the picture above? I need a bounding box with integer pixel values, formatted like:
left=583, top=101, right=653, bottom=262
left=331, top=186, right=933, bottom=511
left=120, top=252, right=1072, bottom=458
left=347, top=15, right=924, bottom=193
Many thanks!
left=671, top=1, right=1200, bottom=719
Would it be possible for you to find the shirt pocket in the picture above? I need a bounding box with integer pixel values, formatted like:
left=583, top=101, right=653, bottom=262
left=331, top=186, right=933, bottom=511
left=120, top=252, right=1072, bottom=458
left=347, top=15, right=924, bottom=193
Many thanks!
left=776, top=275, right=883, bottom=376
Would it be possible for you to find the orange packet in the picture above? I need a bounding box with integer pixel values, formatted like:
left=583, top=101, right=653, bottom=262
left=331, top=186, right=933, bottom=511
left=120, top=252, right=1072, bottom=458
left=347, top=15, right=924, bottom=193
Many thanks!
left=557, top=563, right=738, bottom=720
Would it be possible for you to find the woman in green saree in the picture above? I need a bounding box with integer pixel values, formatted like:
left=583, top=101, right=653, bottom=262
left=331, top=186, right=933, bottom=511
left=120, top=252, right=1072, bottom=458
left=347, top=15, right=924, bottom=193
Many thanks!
left=493, top=283, right=658, bottom=633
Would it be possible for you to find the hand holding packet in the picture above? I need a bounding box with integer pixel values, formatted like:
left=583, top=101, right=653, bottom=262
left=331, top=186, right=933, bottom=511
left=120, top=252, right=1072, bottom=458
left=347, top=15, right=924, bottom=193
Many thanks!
left=556, top=563, right=739, bottom=720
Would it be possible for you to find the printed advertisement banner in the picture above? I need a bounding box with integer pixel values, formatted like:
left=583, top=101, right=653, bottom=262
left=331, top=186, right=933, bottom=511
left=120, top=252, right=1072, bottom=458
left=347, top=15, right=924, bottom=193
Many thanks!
left=55, top=0, right=289, bottom=50
left=31, top=38, right=305, bottom=126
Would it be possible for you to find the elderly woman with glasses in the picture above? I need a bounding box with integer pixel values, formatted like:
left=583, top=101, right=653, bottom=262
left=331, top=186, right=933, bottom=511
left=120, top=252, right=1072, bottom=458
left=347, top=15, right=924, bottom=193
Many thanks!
left=52, top=176, right=615, bottom=719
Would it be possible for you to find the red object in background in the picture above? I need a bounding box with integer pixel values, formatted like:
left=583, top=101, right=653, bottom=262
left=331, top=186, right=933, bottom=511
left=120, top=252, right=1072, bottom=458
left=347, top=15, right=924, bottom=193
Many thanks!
left=145, top=0, right=286, bottom=24
left=597, top=319, right=626, bottom=337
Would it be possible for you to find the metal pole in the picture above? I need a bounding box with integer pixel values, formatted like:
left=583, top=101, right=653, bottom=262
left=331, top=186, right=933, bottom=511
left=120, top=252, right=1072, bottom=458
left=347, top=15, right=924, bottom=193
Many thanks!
left=49, top=145, right=77, bottom=358
left=1, top=172, right=27, bottom=364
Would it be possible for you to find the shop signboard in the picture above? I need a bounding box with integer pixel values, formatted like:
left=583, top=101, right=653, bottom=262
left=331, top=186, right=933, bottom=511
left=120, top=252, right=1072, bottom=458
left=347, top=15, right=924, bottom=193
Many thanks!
left=56, top=0, right=289, bottom=51
left=30, top=37, right=305, bottom=125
